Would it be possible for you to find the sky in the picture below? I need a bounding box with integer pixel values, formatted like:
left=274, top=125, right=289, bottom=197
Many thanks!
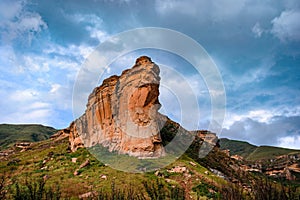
left=0, top=0, right=300, bottom=149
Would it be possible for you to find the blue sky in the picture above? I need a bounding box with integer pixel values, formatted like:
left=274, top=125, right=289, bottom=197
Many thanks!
left=0, top=0, right=300, bottom=149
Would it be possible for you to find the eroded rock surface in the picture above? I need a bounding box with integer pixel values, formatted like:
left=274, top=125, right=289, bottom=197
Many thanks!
left=69, top=56, right=165, bottom=158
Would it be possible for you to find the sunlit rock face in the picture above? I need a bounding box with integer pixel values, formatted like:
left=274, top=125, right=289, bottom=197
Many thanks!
left=69, top=56, right=165, bottom=158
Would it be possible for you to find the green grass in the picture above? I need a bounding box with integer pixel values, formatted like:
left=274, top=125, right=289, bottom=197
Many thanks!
left=219, top=138, right=300, bottom=161
left=89, top=144, right=179, bottom=173
left=0, top=124, right=57, bottom=150
left=247, top=145, right=300, bottom=161
left=0, top=136, right=231, bottom=199
left=1, top=127, right=299, bottom=198
left=219, top=138, right=257, bottom=158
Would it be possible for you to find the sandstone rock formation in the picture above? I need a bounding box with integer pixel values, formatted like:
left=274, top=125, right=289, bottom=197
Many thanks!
left=69, top=56, right=165, bottom=158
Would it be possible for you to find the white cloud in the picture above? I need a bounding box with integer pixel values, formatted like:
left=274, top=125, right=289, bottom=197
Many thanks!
left=224, top=106, right=300, bottom=129
left=155, top=0, right=247, bottom=21
left=0, top=40, right=91, bottom=127
left=223, top=55, right=276, bottom=90
left=23, top=56, right=50, bottom=72
left=155, top=0, right=199, bottom=16
left=271, top=10, right=300, bottom=42
left=10, top=89, right=39, bottom=101
left=211, top=0, right=247, bottom=21
left=0, top=0, right=47, bottom=44
left=224, top=109, right=272, bottom=129
left=159, top=64, right=202, bottom=130
left=252, top=22, right=264, bottom=38
left=50, top=84, right=61, bottom=93
left=277, top=136, right=300, bottom=149
left=0, top=0, right=23, bottom=20
left=18, top=13, right=46, bottom=32
left=0, top=89, right=53, bottom=125
left=0, top=45, right=20, bottom=73
left=69, top=13, right=108, bottom=43
left=43, top=43, right=94, bottom=60
left=222, top=116, right=300, bottom=147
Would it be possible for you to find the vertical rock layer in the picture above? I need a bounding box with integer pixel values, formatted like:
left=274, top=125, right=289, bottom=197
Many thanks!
left=69, top=56, right=165, bottom=158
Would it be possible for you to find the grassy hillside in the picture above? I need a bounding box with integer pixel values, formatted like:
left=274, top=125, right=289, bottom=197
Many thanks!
left=1, top=122, right=299, bottom=199
left=219, top=138, right=257, bottom=158
left=247, top=145, right=300, bottom=161
left=219, top=138, right=300, bottom=160
left=0, top=137, right=228, bottom=199
left=1, top=136, right=299, bottom=199
left=0, top=124, right=57, bottom=150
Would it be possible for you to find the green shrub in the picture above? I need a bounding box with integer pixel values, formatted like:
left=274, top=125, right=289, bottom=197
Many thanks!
left=11, top=177, right=61, bottom=200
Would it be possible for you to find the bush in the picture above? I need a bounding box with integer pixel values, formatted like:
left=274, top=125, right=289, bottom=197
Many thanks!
left=11, top=177, right=61, bottom=200
left=0, top=174, right=8, bottom=199
left=96, top=180, right=146, bottom=200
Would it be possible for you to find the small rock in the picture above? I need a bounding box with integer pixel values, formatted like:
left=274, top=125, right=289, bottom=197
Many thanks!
left=189, top=161, right=197, bottom=166
left=43, top=175, right=49, bottom=181
left=72, top=158, right=77, bottom=163
left=79, top=191, right=96, bottom=199
left=74, top=170, right=79, bottom=176
left=167, top=166, right=187, bottom=173
left=79, top=159, right=90, bottom=169
left=165, top=179, right=172, bottom=183
left=74, top=159, right=90, bottom=176
left=100, top=175, right=107, bottom=180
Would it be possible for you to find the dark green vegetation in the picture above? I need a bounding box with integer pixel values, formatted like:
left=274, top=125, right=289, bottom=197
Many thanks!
left=247, top=146, right=300, bottom=161
left=0, top=124, right=57, bottom=150
left=219, top=138, right=300, bottom=160
left=219, top=138, right=257, bottom=158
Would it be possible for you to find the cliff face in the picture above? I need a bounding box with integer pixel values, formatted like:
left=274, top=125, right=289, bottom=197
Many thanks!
left=69, top=56, right=165, bottom=158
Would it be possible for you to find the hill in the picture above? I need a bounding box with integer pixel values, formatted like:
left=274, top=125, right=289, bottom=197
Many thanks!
left=1, top=133, right=299, bottom=199
left=219, top=138, right=300, bottom=160
left=0, top=136, right=229, bottom=199
left=247, top=145, right=300, bottom=161
left=219, top=138, right=257, bottom=158
left=0, top=124, right=57, bottom=150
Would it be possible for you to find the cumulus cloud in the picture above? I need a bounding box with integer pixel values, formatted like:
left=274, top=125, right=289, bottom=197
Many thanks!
left=0, top=0, right=47, bottom=45
left=0, top=40, right=92, bottom=128
left=278, top=136, right=300, bottom=149
left=271, top=10, right=300, bottom=42
left=0, top=81, right=74, bottom=127
left=222, top=113, right=300, bottom=149
left=0, top=89, right=53, bottom=125
left=0, top=0, right=23, bottom=20
left=224, top=106, right=300, bottom=128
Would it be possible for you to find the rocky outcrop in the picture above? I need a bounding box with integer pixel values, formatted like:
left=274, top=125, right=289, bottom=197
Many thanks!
left=69, top=56, right=165, bottom=158
left=193, top=130, right=219, bottom=146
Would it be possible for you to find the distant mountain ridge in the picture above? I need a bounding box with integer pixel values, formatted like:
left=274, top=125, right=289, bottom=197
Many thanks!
left=0, top=124, right=57, bottom=150
left=219, top=138, right=300, bottom=160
